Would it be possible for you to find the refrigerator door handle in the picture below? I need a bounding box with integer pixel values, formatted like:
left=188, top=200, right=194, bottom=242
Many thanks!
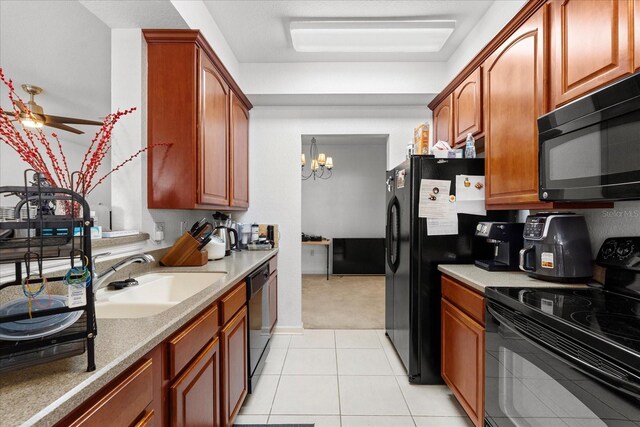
left=386, top=196, right=400, bottom=273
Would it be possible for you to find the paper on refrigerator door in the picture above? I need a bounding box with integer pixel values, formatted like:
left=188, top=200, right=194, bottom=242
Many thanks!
left=418, top=179, right=455, bottom=219
left=455, top=175, right=486, bottom=216
left=426, top=217, right=459, bottom=236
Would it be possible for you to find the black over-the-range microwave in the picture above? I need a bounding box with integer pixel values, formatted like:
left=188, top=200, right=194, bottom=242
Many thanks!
left=538, top=72, right=640, bottom=202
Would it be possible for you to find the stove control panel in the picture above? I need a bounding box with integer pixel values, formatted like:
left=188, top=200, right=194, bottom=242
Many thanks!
left=596, top=237, right=640, bottom=271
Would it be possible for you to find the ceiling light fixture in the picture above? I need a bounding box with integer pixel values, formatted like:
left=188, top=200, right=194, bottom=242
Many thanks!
left=290, top=19, right=456, bottom=53
left=302, top=137, right=333, bottom=181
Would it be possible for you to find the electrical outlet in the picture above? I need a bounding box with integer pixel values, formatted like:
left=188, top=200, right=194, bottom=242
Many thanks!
left=310, top=249, right=315, bottom=256
left=179, top=221, right=188, bottom=235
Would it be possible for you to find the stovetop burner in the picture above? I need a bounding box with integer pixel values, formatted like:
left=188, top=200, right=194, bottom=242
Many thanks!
left=570, top=311, right=640, bottom=344
left=491, top=286, right=640, bottom=354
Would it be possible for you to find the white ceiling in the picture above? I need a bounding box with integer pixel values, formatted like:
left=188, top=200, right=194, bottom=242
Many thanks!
left=302, top=134, right=388, bottom=146
left=203, top=0, right=494, bottom=63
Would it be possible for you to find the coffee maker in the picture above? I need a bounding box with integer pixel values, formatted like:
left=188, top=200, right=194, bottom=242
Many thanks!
left=474, top=222, right=525, bottom=271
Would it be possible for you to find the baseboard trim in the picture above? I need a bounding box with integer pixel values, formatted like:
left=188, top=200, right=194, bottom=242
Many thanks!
left=272, top=325, right=304, bottom=334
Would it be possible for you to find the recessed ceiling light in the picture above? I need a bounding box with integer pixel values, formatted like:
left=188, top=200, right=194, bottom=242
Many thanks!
left=290, top=20, right=456, bottom=53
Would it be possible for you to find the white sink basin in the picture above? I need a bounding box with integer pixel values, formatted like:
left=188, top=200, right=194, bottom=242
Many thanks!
left=95, top=272, right=227, bottom=319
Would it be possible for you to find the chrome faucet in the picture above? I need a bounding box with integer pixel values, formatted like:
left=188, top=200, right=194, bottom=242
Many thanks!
left=91, top=252, right=155, bottom=293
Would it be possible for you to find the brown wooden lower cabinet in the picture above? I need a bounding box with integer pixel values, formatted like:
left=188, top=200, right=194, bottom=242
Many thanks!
left=268, top=272, right=278, bottom=331
left=134, top=410, right=156, bottom=427
left=52, top=257, right=281, bottom=427
left=221, top=305, right=248, bottom=427
left=60, top=358, right=155, bottom=427
left=170, top=337, right=221, bottom=427
left=441, top=276, right=486, bottom=427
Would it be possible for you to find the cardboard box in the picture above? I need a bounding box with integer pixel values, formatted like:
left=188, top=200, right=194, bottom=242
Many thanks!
left=414, top=123, right=431, bottom=155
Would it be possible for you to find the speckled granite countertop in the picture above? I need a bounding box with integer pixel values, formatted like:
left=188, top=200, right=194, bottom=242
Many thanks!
left=0, top=249, right=278, bottom=427
left=438, top=264, right=590, bottom=294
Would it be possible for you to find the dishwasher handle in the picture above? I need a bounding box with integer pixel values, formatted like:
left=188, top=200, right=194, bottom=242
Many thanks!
left=247, top=263, right=270, bottom=296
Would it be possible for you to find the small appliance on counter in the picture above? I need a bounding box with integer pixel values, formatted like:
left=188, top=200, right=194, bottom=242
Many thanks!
left=484, top=236, right=640, bottom=426
left=474, top=222, right=524, bottom=271
left=212, top=212, right=239, bottom=256
left=204, top=236, right=226, bottom=260
left=519, top=212, right=592, bottom=282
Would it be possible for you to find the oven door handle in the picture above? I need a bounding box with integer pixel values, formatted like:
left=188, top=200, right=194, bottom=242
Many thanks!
left=487, top=304, right=640, bottom=399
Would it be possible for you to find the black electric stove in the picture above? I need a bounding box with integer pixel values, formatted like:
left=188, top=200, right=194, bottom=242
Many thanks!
left=484, top=237, right=640, bottom=426
left=486, top=286, right=640, bottom=374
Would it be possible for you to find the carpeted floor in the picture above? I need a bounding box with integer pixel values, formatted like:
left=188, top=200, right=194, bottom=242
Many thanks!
left=302, top=274, right=384, bottom=329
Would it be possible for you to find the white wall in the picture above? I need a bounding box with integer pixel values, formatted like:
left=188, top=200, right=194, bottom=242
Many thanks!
left=301, top=141, right=386, bottom=274
left=575, top=202, right=640, bottom=257
left=237, top=105, right=427, bottom=329
left=446, top=0, right=527, bottom=79
left=0, top=0, right=111, bottom=209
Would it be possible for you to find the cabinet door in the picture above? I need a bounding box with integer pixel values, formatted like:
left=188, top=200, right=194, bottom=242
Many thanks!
left=268, top=273, right=277, bottom=331
left=230, top=93, right=250, bottom=209
left=221, top=306, right=248, bottom=427
left=635, top=0, right=640, bottom=71
left=170, top=337, right=221, bottom=427
left=433, top=94, right=454, bottom=146
left=551, top=0, right=632, bottom=107
left=484, top=8, right=548, bottom=208
left=441, top=299, right=484, bottom=427
left=453, top=68, right=482, bottom=144
left=199, top=51, right=230, bottom=206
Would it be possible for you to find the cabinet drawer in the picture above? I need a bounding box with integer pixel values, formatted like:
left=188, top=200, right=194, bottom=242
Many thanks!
left=442, top=275, right=485, bottom=326
left=169, top=304, right=219, bottom=379
left=68, top=359, right=154, bottom=427
left=221, top=281, right=246, bottom=325
left=268, top=255, right=278, bottom=276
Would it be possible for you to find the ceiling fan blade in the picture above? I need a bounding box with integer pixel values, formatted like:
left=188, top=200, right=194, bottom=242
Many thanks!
left=44, top=114, right=103, bottom=126
left=45, top=122, right=84, bottom=135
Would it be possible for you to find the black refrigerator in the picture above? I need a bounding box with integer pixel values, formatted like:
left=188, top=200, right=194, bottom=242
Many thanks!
left=384, top=156, right=509, bottom=384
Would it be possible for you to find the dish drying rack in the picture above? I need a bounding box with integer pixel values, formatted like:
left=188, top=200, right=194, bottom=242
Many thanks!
left=0, top=170, right=96, bottom=372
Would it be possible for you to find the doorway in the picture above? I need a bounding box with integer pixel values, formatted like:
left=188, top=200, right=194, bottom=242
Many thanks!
left=300, top=134, right=388, bottom=329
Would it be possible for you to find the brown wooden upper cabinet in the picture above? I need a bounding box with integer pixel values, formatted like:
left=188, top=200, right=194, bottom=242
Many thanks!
left=483, top=8, right=549, bottom=209
left=550, top=0, right=633, bottom=108
left=144, top=30, right=252, bottom=211
left=200, top=54, right=230, bottom=207
left=230, top=93, right=249, bottom=209
left=433, top=94, right=454, bottom=146
left=453, top=67, right=483, bottom=144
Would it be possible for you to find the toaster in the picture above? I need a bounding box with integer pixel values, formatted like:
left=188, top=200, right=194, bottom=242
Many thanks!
left=519, top=213, right=593, bottom=282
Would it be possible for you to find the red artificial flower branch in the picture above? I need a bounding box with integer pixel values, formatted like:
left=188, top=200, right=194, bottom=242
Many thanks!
left=0, top=68, right=172, bottom=195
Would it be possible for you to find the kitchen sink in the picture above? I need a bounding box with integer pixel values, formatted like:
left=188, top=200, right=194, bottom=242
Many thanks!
left=95, top=272, right=227, bottom=319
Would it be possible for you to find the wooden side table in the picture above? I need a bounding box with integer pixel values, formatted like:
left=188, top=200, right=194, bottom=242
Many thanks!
left=302, top=239, right=331, bottom=280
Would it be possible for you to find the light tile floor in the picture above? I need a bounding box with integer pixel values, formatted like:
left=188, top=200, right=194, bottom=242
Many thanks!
left=234, top=329, right=473, bottom=427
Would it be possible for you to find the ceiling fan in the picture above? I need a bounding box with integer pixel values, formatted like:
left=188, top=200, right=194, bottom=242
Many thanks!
left=2, top=84, right=103, bottom=134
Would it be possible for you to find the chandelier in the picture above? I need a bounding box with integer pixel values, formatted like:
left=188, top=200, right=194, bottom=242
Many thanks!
left=301, top=137, right=333, bottom=180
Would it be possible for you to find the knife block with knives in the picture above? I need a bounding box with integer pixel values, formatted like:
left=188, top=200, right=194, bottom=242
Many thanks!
left=160, top=232, right=209, bottom=266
